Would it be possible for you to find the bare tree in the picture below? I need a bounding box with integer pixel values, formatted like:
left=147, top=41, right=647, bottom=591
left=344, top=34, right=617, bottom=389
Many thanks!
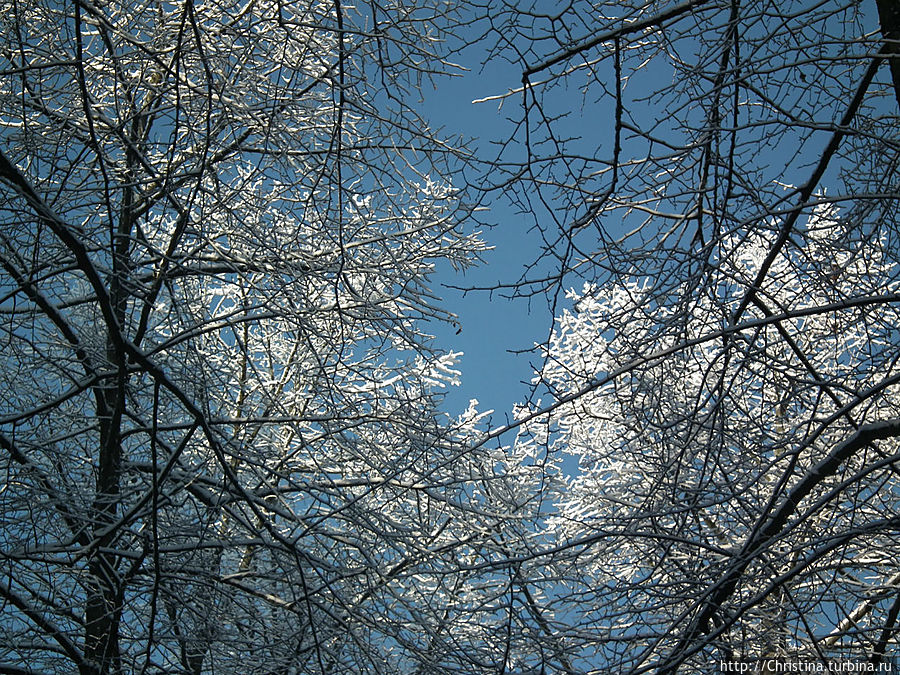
left=0, top=1, right=517, bottom=673
left=474, top=0, right=900, bottom=672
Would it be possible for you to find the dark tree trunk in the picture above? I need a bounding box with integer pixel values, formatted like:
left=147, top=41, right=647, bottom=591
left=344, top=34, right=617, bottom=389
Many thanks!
left=877, top=0, right=900, bottom=109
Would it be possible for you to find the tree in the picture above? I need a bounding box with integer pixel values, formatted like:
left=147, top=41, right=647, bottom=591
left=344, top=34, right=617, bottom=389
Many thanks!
left=475, top=0, right=900, bottom=672
left=0, top=1, right=514, bottom=673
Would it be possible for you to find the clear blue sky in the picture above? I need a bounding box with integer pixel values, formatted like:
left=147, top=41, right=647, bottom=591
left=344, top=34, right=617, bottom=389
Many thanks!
left=419, top=44, right=554, bottom=424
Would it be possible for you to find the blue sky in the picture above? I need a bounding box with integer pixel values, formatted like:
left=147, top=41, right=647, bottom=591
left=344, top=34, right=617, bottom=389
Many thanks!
left=416, top=15, right=641, bottom=426
left=418, top=44, right=555, bottom=424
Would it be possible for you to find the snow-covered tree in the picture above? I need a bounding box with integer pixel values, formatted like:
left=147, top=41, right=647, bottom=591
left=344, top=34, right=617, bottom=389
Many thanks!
left=515, top=200, right=900, bottom=671
left=474, top=0, right=900, bottom=671
left=0, top=1, right=514, bottom=673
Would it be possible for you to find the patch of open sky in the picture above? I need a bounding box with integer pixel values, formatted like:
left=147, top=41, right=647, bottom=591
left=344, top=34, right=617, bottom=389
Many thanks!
left=418, top=13, right=660, bottom=424
left=420, top=39, right=557, bottom=424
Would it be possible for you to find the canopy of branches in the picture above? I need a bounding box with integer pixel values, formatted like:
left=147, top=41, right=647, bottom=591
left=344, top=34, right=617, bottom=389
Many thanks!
left=1, top=0, right=898, bottom=674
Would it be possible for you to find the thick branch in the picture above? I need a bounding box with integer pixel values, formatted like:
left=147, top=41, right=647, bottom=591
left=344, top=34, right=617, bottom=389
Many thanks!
left=732, top=48, right=885, bottom=323
left=0, top=583, right=89, bottom=673
left=522, top=0, right=713, bottom=79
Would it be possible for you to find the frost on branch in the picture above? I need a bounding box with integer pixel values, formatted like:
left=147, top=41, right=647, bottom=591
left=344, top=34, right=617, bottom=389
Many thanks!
left=514, top=197, right=900, bottom=670
left=0, top=0, right=502, bottom=673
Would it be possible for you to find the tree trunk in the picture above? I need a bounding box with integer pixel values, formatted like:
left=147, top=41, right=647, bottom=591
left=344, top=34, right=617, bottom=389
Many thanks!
left=877, top=0, right=900, bottom=109
left=83, top=381, right=125, bottom=675
left=83, top=167, right=134, bottom=673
